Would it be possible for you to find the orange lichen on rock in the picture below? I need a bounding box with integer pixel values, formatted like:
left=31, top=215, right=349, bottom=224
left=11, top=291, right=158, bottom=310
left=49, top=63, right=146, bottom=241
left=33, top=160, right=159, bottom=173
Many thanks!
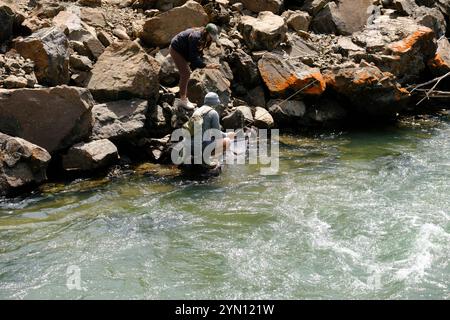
left=260, top=68, right=326, bottom=96
left=428, top=54, right=450, bottom=71
left=388, top=27, right=434, bottom=54
left=300, top=72, right=326, bottom=95
left=352, top=69, right=379, bottom=86
left=258, top=53, right=326, bottom=96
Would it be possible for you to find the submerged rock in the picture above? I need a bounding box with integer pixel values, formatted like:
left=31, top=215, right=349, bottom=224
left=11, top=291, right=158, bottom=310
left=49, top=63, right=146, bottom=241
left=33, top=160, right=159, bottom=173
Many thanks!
left=0, top=132, right=51, bottom=196
left=62, top=139, right=119, bottom=172
left=87, top=40, right=160, bottom=101
left=0, top=86, right=94, bottom=153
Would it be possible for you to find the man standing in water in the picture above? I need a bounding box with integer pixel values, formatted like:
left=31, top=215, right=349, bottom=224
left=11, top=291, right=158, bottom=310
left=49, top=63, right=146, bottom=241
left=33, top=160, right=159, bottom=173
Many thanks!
left=169, top=24, right=221, bottom=110
left=187, top=92, right=235, bottom=168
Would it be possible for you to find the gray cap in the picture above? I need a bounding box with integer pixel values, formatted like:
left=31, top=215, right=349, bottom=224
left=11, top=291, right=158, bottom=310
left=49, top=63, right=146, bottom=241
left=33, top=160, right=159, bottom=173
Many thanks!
left=204, top=92, right=221, bottom=106
left=205, top=23, right=220, bottom=42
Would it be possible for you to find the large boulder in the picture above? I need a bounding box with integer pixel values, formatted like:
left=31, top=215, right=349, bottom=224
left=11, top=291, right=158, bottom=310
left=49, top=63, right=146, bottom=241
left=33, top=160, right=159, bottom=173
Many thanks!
left=0, top=132, right=51, bottom=196
left=140, top=0, right=209, bottom=47
left=238, top=11, right=288, bottom=51
left=0, top=86, right=94, bottom=153
left=14, top=27, right=70, bottom=86
left=258, top=52, right=326, bottom=97
left=428, top=37, right=450, bottom=76
left=352, top=16, right=437, bottom=83
left=311, top=0, right=373, bottom=35
left=62, top=139, right=119, bottom=172
left=187, top=68, right=231, bottom=106
left=87, top=40, right=160, bottom=101
left=323, top=62, right=410, bottom=116
left=91, top=99, right=149, bottom=141
left=240, top=0, right=284, bottom=14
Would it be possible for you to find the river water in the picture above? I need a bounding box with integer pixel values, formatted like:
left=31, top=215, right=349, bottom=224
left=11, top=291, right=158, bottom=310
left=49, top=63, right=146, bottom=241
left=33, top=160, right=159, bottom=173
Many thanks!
left=0, top=113, right=449, bottom=299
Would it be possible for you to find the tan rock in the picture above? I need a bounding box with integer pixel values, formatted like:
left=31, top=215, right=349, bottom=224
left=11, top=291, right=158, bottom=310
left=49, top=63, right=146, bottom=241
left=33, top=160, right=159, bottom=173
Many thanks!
left=0, top=132, right=51, bottom=196
left=140, top=0, right=209, bottom=47
left=62, top=139, right=119, bottom=172
left=238, top=12, right=288, bottom=51
left=240, top=0, right=283, bottom=13
left=0, top=86, right=94, bottom=153
left=87, top=40, right=160, bottom=101
left=14, top=27, right=70, bottom=86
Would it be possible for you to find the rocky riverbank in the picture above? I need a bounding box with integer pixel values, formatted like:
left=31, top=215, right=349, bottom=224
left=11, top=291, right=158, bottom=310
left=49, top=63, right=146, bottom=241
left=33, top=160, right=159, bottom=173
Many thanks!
left=1, top=0, right=450, bottom=196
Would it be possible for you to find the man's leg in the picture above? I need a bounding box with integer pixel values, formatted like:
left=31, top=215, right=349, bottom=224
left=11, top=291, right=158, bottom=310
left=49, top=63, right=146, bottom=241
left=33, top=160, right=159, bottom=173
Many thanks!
left=169, top=46, right=190, bottom=101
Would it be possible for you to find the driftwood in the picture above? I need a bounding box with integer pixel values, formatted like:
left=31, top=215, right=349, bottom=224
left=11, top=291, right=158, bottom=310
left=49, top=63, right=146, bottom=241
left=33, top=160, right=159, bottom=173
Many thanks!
left=413, top=89, right=450, bottom=98
left=409, top=72, right=450, bottom=105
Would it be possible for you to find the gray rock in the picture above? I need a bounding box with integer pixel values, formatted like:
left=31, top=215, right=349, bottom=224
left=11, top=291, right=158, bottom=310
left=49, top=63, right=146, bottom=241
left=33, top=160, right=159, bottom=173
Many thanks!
left=228, top=49, right=260, bottom=88
left=0, top=132, right=51, bottom=196
left=311, top=0, right=373, bottom=35
left=187, top=68, right=232, bottom=107
left=155, top=48, right=179, bottom=87
left=91, top=99, right=148, bottom=141
left=63, top=139, right=119, bottom=172
left=244, top=86, right=266, bottom=107
left=222, top=108, right=245, bottom=129
left=268, top=99, right=307, bottom=124
left=70, top=54, right=93, bottom=71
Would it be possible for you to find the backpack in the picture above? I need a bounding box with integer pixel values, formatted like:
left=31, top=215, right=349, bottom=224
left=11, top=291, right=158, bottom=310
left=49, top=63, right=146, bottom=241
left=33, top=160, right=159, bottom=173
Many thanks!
left=183, top=106, right=213, bottom=137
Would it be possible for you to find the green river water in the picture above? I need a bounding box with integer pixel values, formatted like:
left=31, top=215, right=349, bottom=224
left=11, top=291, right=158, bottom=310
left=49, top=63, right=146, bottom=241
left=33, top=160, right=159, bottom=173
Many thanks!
left=0, top=113, right=449, bottom=299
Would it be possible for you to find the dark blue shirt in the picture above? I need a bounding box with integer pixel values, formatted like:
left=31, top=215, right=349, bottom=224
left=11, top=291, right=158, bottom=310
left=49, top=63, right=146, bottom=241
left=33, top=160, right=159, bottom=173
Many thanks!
left=170, top=28, right=206, bottom=70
